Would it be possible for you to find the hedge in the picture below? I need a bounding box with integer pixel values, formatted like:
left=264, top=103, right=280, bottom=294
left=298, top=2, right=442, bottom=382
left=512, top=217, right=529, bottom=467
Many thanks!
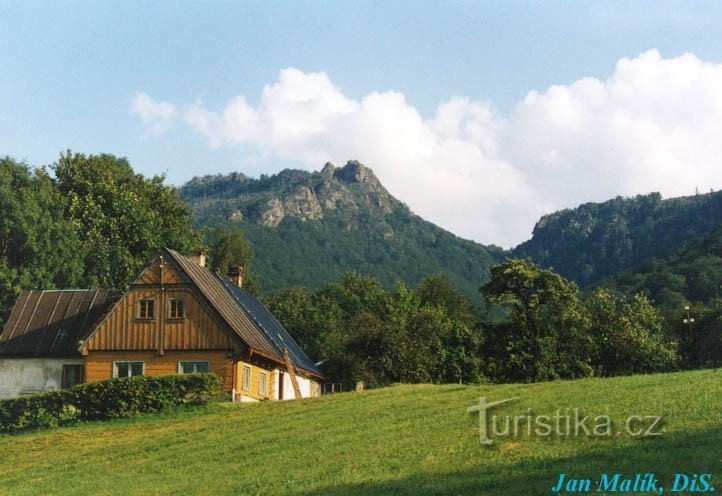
left=0, top=373, right=222, bottom=433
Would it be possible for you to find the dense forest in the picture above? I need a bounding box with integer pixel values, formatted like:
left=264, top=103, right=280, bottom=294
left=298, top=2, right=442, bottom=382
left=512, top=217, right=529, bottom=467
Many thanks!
left=599, top=224, right=722, bottom=366
left=513, top=191, right=722, bottom=286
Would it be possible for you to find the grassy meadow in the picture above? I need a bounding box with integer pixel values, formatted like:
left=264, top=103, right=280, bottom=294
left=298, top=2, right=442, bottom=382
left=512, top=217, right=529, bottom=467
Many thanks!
left=0, top=369, right=719, bottom=495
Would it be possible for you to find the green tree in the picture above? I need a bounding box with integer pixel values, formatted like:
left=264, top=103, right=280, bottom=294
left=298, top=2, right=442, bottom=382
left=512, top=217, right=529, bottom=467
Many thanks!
left=481, top=258, right=593, bottom=382
left=417, top=274, right=477, bottom=327
left=53, top=152, right=200, bottom=288
left=267, top=287, right=343, bottom=360
left=209, top=227, right=259, bottom=294
left=0, top=158, right=84, bottom=320
left=586, top=289, right=679, bottom=375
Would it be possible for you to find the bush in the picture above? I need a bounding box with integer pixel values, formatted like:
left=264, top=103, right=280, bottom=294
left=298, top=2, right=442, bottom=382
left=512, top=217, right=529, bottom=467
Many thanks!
left=0, top=373, right=222, bottom=433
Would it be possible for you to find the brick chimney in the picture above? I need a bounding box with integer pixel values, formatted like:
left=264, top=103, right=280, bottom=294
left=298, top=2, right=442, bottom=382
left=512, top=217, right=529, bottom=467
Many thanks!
left=228, top=266, right=243, bottom=288
left=189, top=251, right=206, bottom=267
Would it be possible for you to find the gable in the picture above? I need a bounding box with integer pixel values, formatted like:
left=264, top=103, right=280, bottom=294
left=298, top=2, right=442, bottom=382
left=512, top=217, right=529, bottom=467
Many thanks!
left=134, top=256, right=187, bottom=285
left=83, top=256, right=236, bottom=352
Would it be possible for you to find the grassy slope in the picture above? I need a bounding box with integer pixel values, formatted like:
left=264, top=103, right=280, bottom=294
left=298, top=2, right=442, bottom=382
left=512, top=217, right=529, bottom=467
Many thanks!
left=0, top=369, right=720, bottom=496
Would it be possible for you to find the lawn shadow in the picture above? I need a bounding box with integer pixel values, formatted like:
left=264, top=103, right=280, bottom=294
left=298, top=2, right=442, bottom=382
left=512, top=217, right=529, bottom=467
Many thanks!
left=294, top=426, right=722, bottom=496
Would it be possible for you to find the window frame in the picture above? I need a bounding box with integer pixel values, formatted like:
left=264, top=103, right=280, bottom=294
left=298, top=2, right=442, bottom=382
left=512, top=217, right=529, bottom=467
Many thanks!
left=167, top=297, right=186, bottom=320
left=178, top=361, right=211, bottom=374
left=137, top=298, right=156, bottom=320
left=113, top=361, right=145, bottom=378
left=242, top=365, right=251, bottom=391
left=61, top=364, right=84, bottom=389
left=259, top=371, right=267, bottom=396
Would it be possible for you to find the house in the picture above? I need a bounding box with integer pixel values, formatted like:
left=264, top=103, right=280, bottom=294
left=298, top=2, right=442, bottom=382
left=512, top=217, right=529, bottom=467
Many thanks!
left=0, top=248, right=324, bottom=400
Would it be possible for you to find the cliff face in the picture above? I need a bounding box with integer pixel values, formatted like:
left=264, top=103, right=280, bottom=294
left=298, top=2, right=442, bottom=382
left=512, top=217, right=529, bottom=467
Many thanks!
left=512, top=190, right=722, bottom=286
left=181, top=160, right=405, bottom=229
left=179, top=160, right=503, bottom=301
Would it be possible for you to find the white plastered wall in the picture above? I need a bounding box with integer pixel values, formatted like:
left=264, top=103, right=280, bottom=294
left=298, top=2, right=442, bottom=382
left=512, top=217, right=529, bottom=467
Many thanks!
left=275, top=369, right=320, bottom=400
left=0, top=358, right=84, bottom=399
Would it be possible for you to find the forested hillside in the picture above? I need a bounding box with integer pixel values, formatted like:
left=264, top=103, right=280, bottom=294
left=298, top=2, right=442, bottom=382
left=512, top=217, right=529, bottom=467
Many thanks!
left=180, top=161, right=504, bottom=304
left=599, top=225, right=722, bottom=366
left=513, top=190, right=722, bottom=286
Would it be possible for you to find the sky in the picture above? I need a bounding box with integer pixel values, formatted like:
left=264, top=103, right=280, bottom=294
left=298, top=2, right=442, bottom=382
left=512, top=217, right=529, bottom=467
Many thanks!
left=3, top=1, right=722, bottom=247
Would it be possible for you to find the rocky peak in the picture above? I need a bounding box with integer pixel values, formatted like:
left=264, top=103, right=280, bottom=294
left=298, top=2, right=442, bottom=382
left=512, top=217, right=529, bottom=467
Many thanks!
left=321, top=162, right=336, bottom=177
left=334, top=160, right=373, bottom=184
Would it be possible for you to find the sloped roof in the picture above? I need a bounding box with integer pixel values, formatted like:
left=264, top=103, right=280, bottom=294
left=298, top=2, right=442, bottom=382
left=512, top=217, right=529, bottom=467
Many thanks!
left=0, top=289, right=122, bottom=357
left=164, top=248, right=323, bottom=377
left=219, top=278, right=322, bottom=376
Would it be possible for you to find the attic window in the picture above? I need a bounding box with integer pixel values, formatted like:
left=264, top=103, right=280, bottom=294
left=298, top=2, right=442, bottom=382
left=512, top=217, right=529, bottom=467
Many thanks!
left=168, top=298, right=185, bottom=319
left=138, top=298, right=155, bottom=319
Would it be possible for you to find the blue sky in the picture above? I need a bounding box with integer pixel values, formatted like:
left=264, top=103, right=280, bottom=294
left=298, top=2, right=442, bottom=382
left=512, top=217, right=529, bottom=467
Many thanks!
left=2, top=1, right=722, bottom=246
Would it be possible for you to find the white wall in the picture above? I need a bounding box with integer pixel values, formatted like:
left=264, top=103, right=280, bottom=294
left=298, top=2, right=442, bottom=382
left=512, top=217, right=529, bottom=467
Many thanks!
left=0, top=358, right=83, bottom=399
left=277, top=370, right=320, bottom=400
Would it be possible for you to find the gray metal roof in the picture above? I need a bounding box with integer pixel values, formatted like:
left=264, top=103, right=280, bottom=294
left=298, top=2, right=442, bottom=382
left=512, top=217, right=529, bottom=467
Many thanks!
left=0, top=289, right=122, bottom=357
left=164, top=248, right=323, bottom=378
left=220, top=278, right=323, bottom=376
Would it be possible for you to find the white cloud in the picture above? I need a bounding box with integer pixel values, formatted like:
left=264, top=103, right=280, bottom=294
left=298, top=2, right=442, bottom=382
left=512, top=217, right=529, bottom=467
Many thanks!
left=129, top=93, right=177, bottom=136
left=131, top=51, right=722, bottom=247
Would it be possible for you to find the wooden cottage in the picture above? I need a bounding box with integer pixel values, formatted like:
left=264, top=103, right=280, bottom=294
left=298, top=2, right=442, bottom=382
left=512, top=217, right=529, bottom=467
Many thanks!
left=0, top=248, right=324, bottom=400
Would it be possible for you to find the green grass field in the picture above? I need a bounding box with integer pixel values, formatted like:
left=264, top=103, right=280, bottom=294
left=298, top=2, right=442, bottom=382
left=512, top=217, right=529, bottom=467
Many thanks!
left=0, top=369, right=720, bottom=495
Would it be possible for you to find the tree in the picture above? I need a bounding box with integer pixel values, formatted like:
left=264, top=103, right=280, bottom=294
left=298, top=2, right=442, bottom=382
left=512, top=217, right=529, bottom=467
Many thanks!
left=586, top=289, right=679, bottom=375
left=481, top=258, right=593, bottom=382
left=417, top=274, right=477, bottom=327
left=267, top=287, right=343, bottom=360
left=53, top=152, right=200, bottom=288
left=209, top=227, right=259, bottom=294
left=0, top=158, right=84, bottom=320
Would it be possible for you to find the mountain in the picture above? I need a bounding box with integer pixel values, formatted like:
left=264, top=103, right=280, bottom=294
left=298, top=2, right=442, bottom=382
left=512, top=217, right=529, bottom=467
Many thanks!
left=180, top=161, right=504, bottom=304
left=512, top=190, right=722, bottom=286
left=600, top=222, right=722, bottom=322
left=597, top=224, right=722, bottom=366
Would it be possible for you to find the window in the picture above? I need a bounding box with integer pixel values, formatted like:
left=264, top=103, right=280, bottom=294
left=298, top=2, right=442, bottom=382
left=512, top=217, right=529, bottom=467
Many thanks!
left=259, top=372, right=267, bottom=396
left=168, top=298, right=185, bottom=319
left=242, top=365, right=251, bottom=391
left=62, top=365, right=84, bottom=388
left=138, top=298, right=155, bottom=319
left=179, top=361, right=210, bottom=374
left=114, top=361, right=144, bottom=378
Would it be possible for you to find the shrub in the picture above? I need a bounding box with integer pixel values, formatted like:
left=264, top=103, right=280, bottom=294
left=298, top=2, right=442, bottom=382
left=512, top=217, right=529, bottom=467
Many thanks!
left=0, top=373, right=222, bottom=433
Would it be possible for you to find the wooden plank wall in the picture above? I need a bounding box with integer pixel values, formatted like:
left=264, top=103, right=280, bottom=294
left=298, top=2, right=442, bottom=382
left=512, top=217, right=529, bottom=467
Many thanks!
left=85, top=350, right=235, bottom=390
left=86, top=258, right=235, bottom=352
left=235, top=361, right=277, bottom=401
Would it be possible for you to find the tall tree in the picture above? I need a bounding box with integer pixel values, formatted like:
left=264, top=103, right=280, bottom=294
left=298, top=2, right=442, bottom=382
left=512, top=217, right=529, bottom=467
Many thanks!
left=53, top=152, right=200, bottom=288
left=208, top=227, right=259, bottom=294
left=0, top=158, right=83, bottom=320
left=481, top=258, right=593, bottom=382
left=586, top=288, right=679, bottom=375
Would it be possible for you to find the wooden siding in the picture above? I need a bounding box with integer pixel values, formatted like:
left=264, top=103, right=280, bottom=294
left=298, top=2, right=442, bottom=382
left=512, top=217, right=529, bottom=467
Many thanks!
left=135, top=257, right=186, bottom=285
left=86, top=288, right=234, bottom=351
left=85, top=256, right=236, bottom=352
left=85, top=350, right=236, bottom=391
left=235, top=360, right=276, bottom=401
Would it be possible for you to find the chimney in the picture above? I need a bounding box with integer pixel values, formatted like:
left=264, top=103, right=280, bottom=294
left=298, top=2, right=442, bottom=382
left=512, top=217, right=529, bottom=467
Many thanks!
left=228, top=266, right=243, bottom=288
left=189, top=251, right=206, bottom=267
